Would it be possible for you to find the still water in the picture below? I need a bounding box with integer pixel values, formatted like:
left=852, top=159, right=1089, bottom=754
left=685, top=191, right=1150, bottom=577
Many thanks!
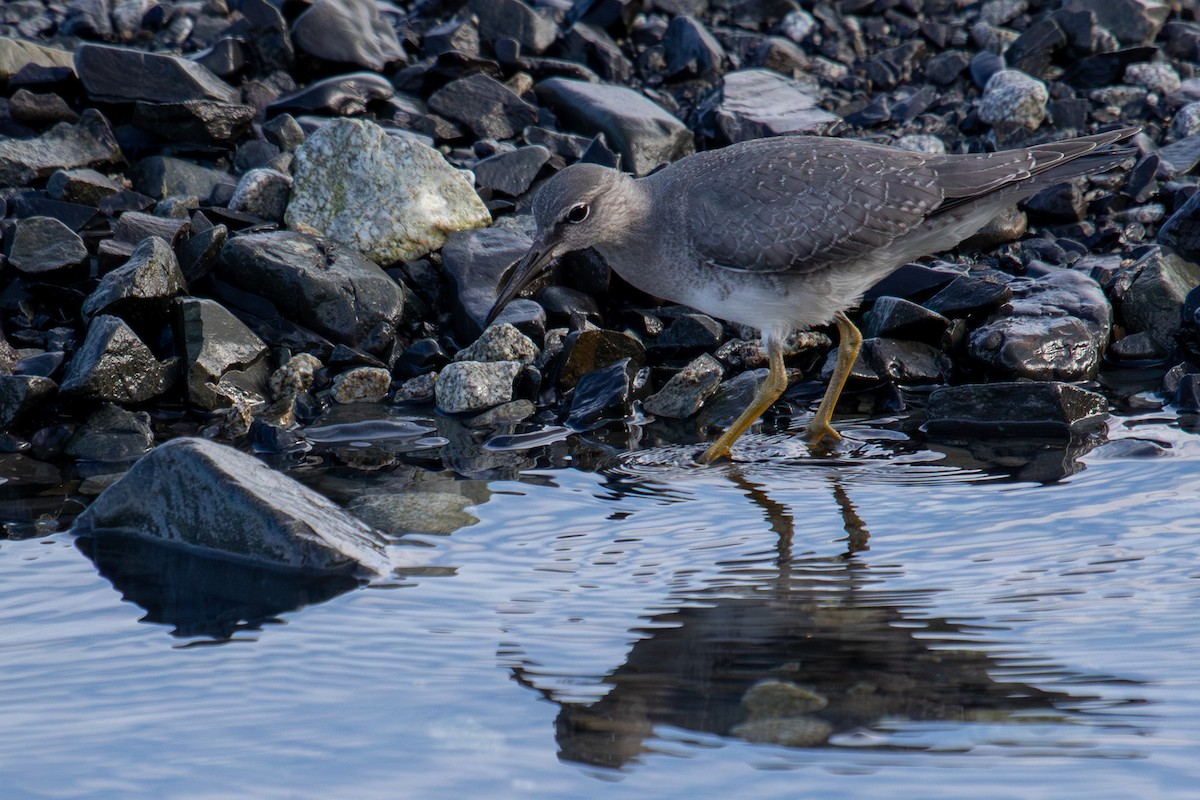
left=2, top=398, right=1200, bottom=799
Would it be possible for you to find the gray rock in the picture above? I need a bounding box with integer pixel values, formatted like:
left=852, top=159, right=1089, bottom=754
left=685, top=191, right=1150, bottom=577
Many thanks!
left=1156, top=134, right=1200, bottom=179
left=655, top=313, right=724, bottom=352
left=1124, top=62, right=1181, bottom=95
left=1108, top=330, right=1167, bottom=362
left=60, top=315, right=177, bottom=403
left=292, top=0, right=406, bottom=71
left=0, top=36, right=74, bottom=81
left=130, top=100, right=256, bottom=144
left=440, top=225, right=534, bottom=340
left=229, top=167, right=292, bottom=221
left=216, top=230, right=417, bottom=352
left=696, top=368, right=768, bottom=430
left=330, top=366, right=392, bottom=404
left=177, top=298, right=271, bottom=411
left=643, top=353, right=723, bottom=419
left=731, top=717, right=832, bottom=747
left=75, top=42, right=238, bottom=104
left=927, top=381, right=1107, bottom=434
left=0, top=375, right=56, bottom=430
left=82, top=236, right=187, bottom=322
left=473, top=145, right=551, bottom=197
left=699, top=69, right=840, bottom=145
left=1066, top=0, right=1168, bottom=45
left=73, top=437, right=390, bottom=575
left=978, top=69, right=1048, bottom=130
left=46, top=167, right=124, bottom=204
left=1158, top=191, right=1200, bottom=263
left=285, top=118, right=490, bottom=264
left=132, top=155, right=236, bottom=201
left=454, top=323, right=539, bottom=365
left=347, top=491, right=478, bottom=536
left=536, top=78, right=694, bottom=175
left=968, top=271, right=1111, bottom=380
left=435, top=360, right=521, bottom=414
left=428, top=73, right=539, bottom=141
left=1120, top=249, right=1200, bottom=352
left=663, top=14, right=726, bottom=80
left=0, top=109, right=122, bottom=187
left=178, top=223, right=228, bottom=283
left=1169, top=102, right=1200, bottom=141
left=862, top=338, right=951, bottom=385
left=742, top=679, right=828, bottom=718
left=64, top=404, right=154, bottom=461
left=6, top=216, right=88, bottom=275
left=469, top=0, right=558, bottom=54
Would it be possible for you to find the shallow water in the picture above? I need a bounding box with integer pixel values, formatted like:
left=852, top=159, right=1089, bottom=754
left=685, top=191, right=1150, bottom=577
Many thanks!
left=3, top=402, right=1200, bottom=799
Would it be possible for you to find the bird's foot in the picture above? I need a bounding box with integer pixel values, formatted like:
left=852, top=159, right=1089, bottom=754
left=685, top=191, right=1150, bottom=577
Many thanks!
left=806, top=420, right=842, bottom=448
left=696, top=442, right=732, bottom=465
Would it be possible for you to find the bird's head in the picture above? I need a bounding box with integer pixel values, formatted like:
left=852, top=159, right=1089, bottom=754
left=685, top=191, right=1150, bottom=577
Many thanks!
left=486, top=163, right=637, bottom=324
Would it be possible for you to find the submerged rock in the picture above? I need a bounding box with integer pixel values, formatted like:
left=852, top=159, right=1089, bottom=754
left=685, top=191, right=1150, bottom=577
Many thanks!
left=435, top=360, right=521, bottom=413
left=73, top=437, right=390, bottom=574
left=927, top=382, right=1108, bottom=434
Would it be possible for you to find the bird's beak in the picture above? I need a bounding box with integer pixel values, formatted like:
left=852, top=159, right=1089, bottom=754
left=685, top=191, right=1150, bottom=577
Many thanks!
left=486, top=233, right=557, bottom=326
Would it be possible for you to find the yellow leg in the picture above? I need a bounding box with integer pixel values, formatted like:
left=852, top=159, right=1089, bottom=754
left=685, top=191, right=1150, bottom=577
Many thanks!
left=808, top=311, right=862, bottom=446
left=698, top=335, right=788, bottom=464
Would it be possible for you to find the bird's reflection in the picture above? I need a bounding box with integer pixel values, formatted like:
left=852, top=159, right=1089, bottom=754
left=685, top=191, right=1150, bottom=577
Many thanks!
left=511, top=466, right=1119, bottom=769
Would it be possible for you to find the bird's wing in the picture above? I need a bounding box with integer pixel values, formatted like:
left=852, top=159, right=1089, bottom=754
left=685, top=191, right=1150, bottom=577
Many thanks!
left=682, top=138, right=945, bottom=275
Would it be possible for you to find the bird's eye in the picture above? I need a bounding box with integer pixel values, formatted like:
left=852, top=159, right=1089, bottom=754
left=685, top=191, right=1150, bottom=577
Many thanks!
left=565, top=203, right=589, bottom=224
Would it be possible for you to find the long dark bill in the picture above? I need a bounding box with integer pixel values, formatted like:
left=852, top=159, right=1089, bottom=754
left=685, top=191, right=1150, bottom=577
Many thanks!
left=485, top=237, right=557, bottom=326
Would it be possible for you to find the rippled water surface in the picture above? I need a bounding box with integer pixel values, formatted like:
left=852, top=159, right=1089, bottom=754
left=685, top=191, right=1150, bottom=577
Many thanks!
left=4, top=407, right=1200, bottom=799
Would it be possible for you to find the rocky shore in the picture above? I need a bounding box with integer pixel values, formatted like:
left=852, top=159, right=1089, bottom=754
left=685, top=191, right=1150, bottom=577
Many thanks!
left=2, top=0, right=1200, bottom=561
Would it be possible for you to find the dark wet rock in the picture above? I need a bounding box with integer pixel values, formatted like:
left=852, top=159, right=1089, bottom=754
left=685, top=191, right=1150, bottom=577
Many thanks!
left=925, top=50, right=971, bottom=85
left=1004, top=17, right=1066, bottom=79
left=216, top=231, right=416, bottom=352
left=60, top=315, right=177, bottom=403
left=177, top=297, right=271, bottom=411
left=566, top=356, right=638, bottom=429
left=559, top=329, right=646, bottom=389
left=561, top=23, right=633, bottom=83
left=266, top=72, right=395, bottom=117
left=62, top=0, right=114, bottom=40
left=968, top=271, right=1111, bottom=381
left=424, top=17, right=483, bottom=58
left=330, top=367, right=392, bottom=404
left=1173, top=373, right=1200, bottom=411
left=699, top=69, right=840, bottom=146
left=9, top=88, right=79, bottom=127
left=178, top=224, right=229, bottom=283
left=73, top=437, right=390, bottom=574
left=193, top=38, right=247, bottom=79
left=435, top=360, right=521, bottom=413
left=1156, top=135, right=1200, bottom=179
left=285, top=118, right=490, bottom=264
left=394, top=338, right=449, bottom=380
left=1108, top=330, right=1167, bottom=362
left=969, top=51, right=1005, bottom=88
left=1119, top=249, right=1200, bottom=353
left=46, top=167, right=123, bottom=205
left=64, top=404, right=154, bottom=461
left=663, top=15, right=726, bottom=80
left=82, top=237, right=187, bottom=323
left=862, top=338, right=951, bottom=385
left=863, top=297, right=949, bottom=342
left=536, top=77, right=693, bottom=175
left=1024, top=180, right=1086, bottom=222
left=454, top=323, right=539, bottom=365
left=865, top=263, right=958, bottom=304
left=0, top=337, right=18, bottom=374
left=1068, top=0, right=1168, bottom=45
left=223, top=0, right=294, bottom=73
left=979, top=69, right=1048, bottom=131
left=654, top=313, right=724, bottom=352
left=441, top=225, right=531, bottom=340
left=927, top=382, right=1107, bottom=434
left=292, top=0, right=406, bottom=71
left=112, top=212, right=191, bottom=248
left=0, top=109, right=122, bottom=187
left=0, top=37, right=75, bottom=81
left=491, top=298, right=547, bottom=345
left=130, top=100, right=255, bottom=144
left=5, top=216, right=88, bottom=275
left=473, top=145, right=551, bottom=197
left=229, top=168, right=292, bottom=222
left=643, top=353, right=723, bottom=419
left=264, top=114, right=306, bottom=153
left=536, top=285, right=602, bottom=326
left=1158, top=190, right=1200, bottom=263
left=75, top=43, right=237, bottom=104
left=470, top=0, right=558, bottom=55
left=13, top=351, right=65, bottom=379
left=923, top=276, right=1014, bottom=318
left=428, top=73, right=538, bottom=141
left=132, top=155, right=237, bottom=202
left=0, top=375, right=56, bottom=430
left=696, top=368, right=766, bottom=431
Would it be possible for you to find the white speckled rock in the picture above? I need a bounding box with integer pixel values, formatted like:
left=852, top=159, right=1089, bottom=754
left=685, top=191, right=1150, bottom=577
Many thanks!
left=978, top=69, right=1047, bottom=130
left=435, top=360, right=521, bottom=414
left=642, top=353, right=724, bottom=419
left=1124, top=62, right=1181, bottom=96
left=285, top=118, right=491, bottom=264
left=331, top=366, right=392, bottom=404
left=230, top=167, right=293, bottom=222
left=452, top=323, right=539, bottom=365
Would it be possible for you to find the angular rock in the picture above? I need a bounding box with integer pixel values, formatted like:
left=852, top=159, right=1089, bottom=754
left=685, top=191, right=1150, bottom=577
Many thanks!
left=75, top=43, right=238, bottom=104
left=73, top=437, right=390, bottom=575
left=1120, top=249, right=1200, bottom=352
left=177, top=297, right=271, bottom=411
left=566, top=357, right=638, bottom=429
left=229, top=168, right=292, bottom=222
left=862, top=338, right=951, bottom=385
left=132, top=156, right=237, bottom=202
left=6, top=216, right=88, bottom=275
left=969, top=271, right=1111, bottom=381
left=1156, top=135, right=1200, bottom=179
left=979, top=69, right=1048, bottom=131
left=465, top=398, right=536, bottom=428
left=130, top=100, right=255, bottom=144
left=60, top=315, right=176, bottom=403
left=643, top=353, right=723, bottom=419
left=470, top=0, right=558, bottom=54
left=927, top=382, right=1107, bottom=434
left=428, top=73, right=538, bottom=141
left=655, top=313, right=724, bottom=352
left=1067, top=0, right=1168, bottom=45
left=699, top=69, right=839, bottom=145
left=440, top=225, right=534, bottom=340
left=474, top=145, right=551, bottom=197
left=923, top=276, right=1013, bottom=318
left=0, top=375, right=57, bottom=430
left=696, top=368, right=768, bottom=431
left=266, top=72, right=395, bottom=117
left=863, top=297, right=949, bottom=341
left=663, top=14, right=726, bottom=80
left=292, top=0, right=406, bottom=71
left=330, top=366, right=392, bottom=404
left=435, top=360, right=521, bottom=414
left=559, top=329, right=646, bottom=389
left=82, top=236, right=187, bottom=322
left=46, top=167, right=123, bottom=204
left=536, top=78, right=693, bottom=175
left=1158, top=190, right=1200, bottom=264
left=0, top=109, right=122, bottom=187
left=0, top=37, right=75, bottom=81
left=9, top=88, right=79, bottom=126
left=64, top=404, right=154, bottom=461
left=285, top=118, right=490, bottom=264
left=454, top=323, right=539, bottom=365
left=216, top=231, right=416, bottom=351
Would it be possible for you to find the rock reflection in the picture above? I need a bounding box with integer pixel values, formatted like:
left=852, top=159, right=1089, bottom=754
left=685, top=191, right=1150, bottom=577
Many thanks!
left=77, top=534, right=361, bottom=641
